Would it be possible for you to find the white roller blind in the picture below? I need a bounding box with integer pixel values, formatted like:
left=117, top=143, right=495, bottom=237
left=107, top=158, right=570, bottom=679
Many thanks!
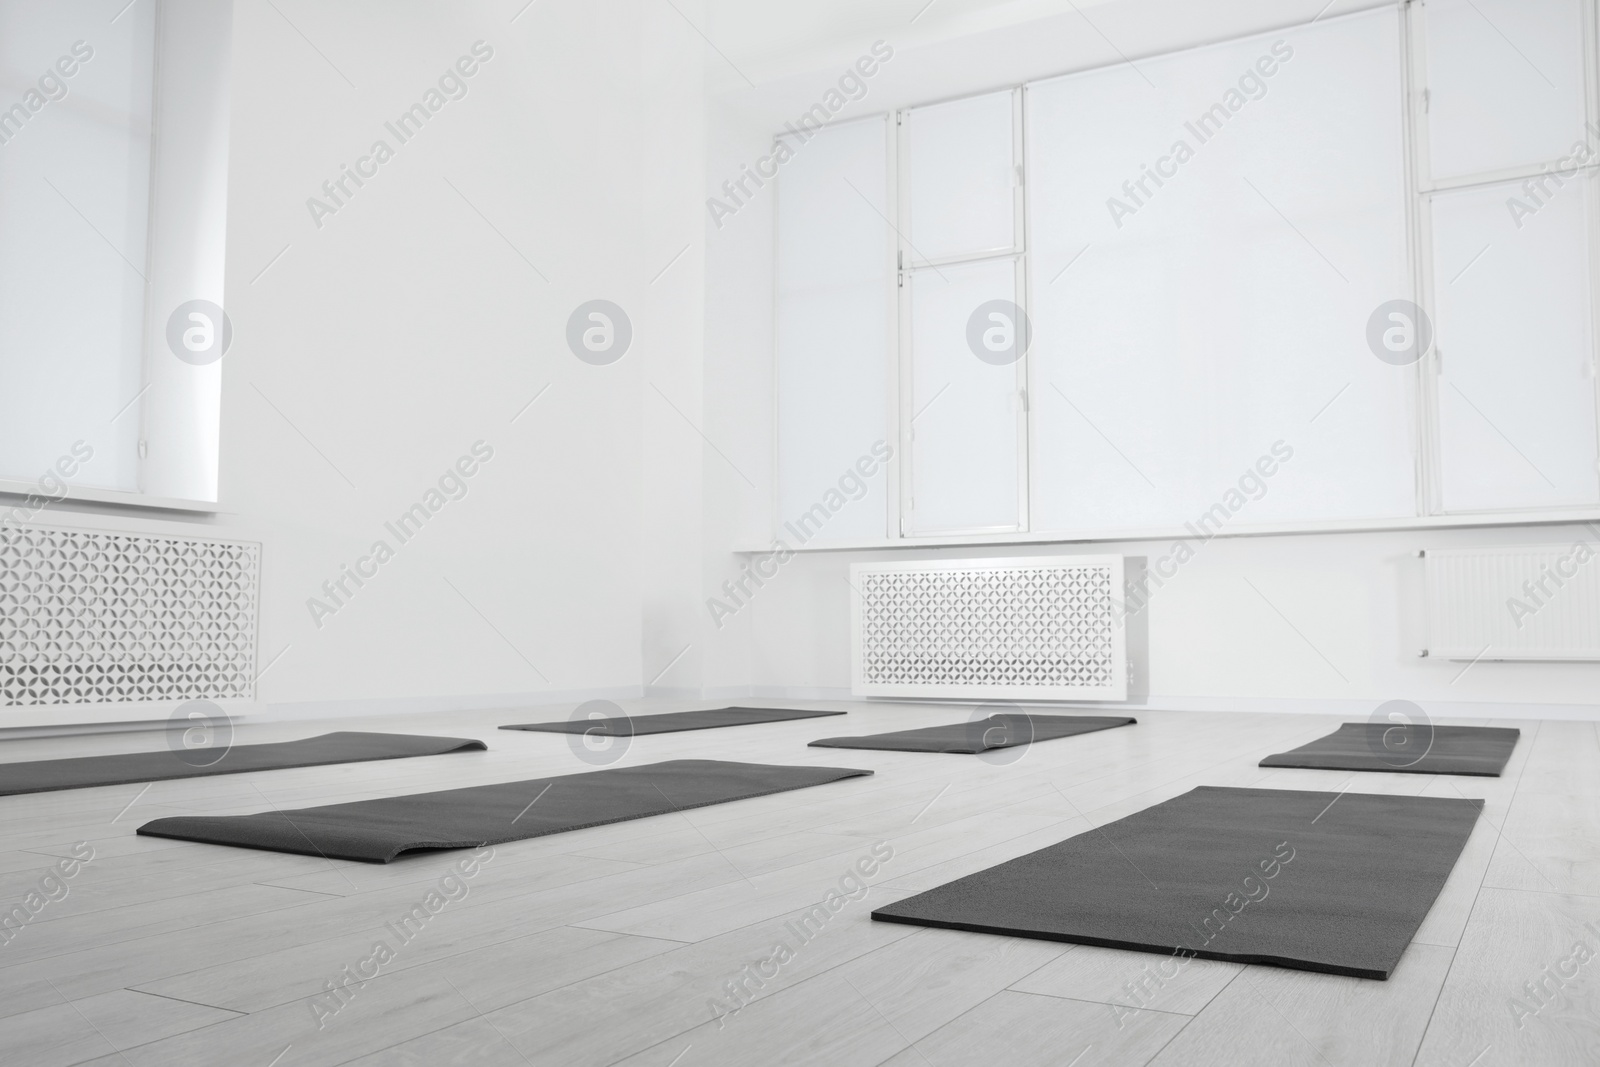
left=902, top=90, right=1018, bottom=264
left=1422, top=0, right=1590, bottom=182
left=1026, top=8, right=1415, bottom=532
left=775, top=117, right=892, bottom=543
left=899, top=89, right=1025, bottom=536
left=905, top=257, right=1025, bottom=534
left=0, top=0, right=155, bottom=491
left=1432, top=178, right=1598, bottom=512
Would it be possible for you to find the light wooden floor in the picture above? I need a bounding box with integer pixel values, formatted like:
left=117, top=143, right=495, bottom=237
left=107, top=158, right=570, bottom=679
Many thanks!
left=0, top=700, right=1593, bottom=1066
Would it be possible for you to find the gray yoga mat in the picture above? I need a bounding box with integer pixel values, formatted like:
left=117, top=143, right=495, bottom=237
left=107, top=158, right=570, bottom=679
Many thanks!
left=138, top=759, right=873, bottom=863
left=500, top=706, right=846, bottom=736
left=0, top=732, right=487, bottom=796
left=808, top=713, right=1135, bottom=754
left=1259, top=723, right=1521, bottom=777
left=873, top=785, right=1482, bottom=979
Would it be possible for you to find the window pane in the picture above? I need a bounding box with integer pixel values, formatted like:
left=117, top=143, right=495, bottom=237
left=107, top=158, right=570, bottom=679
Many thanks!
left=1027, top=9, right=1415, bottom=531
left=1424, top=0, right=1589, bottom=181
left=906, top=257, right=1023, bottom=534
left=904, top=90, right=1016, bottom=264
left=0, top=0, right=154, bottom=490
left=776, top=117, right=892, bottom=544
left=1433, top=178, right=1598, bottom=511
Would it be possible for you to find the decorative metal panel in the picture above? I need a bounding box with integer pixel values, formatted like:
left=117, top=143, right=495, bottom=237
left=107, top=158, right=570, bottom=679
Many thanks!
left=851, top=555, right=1126, bottom=701
left=0, top=523, right=259, bottom=707
left=1424, top=543, right=1600, bottom=661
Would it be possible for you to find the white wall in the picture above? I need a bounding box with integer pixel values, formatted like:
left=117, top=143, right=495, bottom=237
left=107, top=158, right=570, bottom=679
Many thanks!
left=694, top=92, right=773, bottom=699
left=25, top=0, right=712, bottom=723
left=221, top=0, right=707, bottom=712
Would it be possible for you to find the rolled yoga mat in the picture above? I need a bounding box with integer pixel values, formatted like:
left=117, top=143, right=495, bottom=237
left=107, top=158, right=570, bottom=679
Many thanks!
left=0, top=732, right=487, bottom=797
left=872, top=785, right=1483, bottom=979
left=1258, top=722, right=1521, bottom=777
left=138, top=759, right=874, bottom=863
left=500, top=706, right=846, bottom=736
left=808, top=713, right=1134, bottom=754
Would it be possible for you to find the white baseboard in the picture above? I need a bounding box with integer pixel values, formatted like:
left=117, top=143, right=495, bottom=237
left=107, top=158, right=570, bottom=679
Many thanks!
left=0, top=687, right=645, bottom=739
left=693, top=684, right=857, bottom=703
left=0, top=701, right=212, bottom=732
left=1075, top=693, right=1600, bottom=723
left=9, top=684, right=1591, bottom=741
left=247, top=686, right=646, bottom=725
left=677, top=686, right=1599, bottom=723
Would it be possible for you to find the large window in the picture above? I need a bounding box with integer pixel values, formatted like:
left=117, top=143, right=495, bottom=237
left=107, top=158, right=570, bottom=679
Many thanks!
left=0, top=0, right=233, bottom=506
left=0, top=1, right=154, bottom=494
left=774, top=2, right=1600, bottom=543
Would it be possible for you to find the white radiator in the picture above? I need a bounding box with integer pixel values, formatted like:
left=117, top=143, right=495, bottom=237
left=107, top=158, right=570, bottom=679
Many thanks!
left=850, top=555, right=1127, bottom=701
left=0, top=521, right=260, bottom=712
left=1424, top=541, right=1600, bottom=661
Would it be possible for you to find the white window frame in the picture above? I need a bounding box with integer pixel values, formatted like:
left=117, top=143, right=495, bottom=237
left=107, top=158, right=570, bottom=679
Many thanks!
left=894, top=88, right=1030, bottom=538
left=1407, top=0, right=1600, bottom=518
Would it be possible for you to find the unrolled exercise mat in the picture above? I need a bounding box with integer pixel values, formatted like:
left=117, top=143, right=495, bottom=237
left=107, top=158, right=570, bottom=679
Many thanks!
left=500, top=706, right=846, bottom=736
left=138, top=759, right=873, bottom=863
left=1258, top=723, right=1521, bottom=777
left=808, top=713, right=1134, bottom=754
left=0, top=733, right=488, bottom=796
left=872, top=785, right=1482, bottom=979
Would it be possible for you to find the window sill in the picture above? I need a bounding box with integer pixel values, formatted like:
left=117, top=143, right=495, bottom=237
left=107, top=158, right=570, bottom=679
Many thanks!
left=0, top=479, right=222, bottom=515
left=736, top=508, right=1600, bottom=553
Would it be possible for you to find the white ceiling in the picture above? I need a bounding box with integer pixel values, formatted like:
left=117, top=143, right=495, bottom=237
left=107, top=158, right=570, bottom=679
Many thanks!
left=700, top=0, right=1129, bottom=85
left=694, top=0, right=1394, bottom=133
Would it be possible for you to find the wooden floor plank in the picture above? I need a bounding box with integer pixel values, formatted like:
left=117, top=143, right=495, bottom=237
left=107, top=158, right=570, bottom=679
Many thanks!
left=873, top=988, right=1189, bottom=1067
left=1413, top=887, right=1600, bottom=1067
left=0, top=987, right=241, bottom=1066
left=1010, top=942, right=1241, bottom=1018
left=1145, top=943, right=1455, bottom=1066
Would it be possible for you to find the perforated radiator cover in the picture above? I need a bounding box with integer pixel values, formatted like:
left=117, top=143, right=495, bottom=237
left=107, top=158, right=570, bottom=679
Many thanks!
left=0, top=523, right=259, bottom=707
left=850, top=555, right=1126, bottom=701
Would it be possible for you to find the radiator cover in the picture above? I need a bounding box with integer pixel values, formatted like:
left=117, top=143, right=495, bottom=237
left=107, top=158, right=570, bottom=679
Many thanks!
left=0, top=522, right=260, bottom=708
left=850, top=555, right=1126, bottom=701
